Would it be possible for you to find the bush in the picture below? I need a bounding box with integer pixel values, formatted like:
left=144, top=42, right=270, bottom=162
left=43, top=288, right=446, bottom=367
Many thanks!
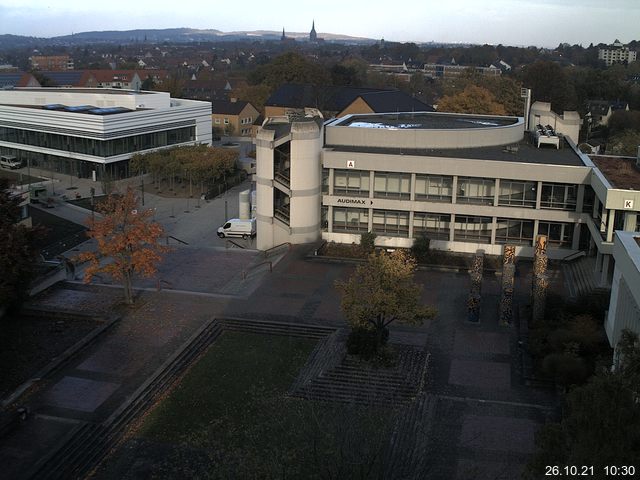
left=347, top=327, right=389, bottom=359
left=359, top=231, right=376, bottom=255
left=542, top=352, right=590, bottom=386
left=411, top=234, right=431, bottom=263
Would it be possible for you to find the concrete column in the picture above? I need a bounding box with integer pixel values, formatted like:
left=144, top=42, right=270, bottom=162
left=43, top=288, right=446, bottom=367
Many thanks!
left=493, top=178, right=500, bottom=207
left=533, top=220, right=540, bottom=247
left=367, top=208, right=373, bottom=232
left=572, top=223, right=581, bottom=250
left=600, top=254, right=610, bottom=287
left=601, top=208, right=608, bottom=234
left=607, top=209, right=616, bottom=242
left=328, top=168, right=334, bottom=195
left=410, top=173, right=416, bottom=202
left=451, top=176, right=458, bottom=204
left=327, top=205, right=333, bottom=233
left=535, top=181, right=542, bottom=209
left=490, top=216, right=497, bottom=244
left=369, top=171, right=375, bottom=199
left=450, top=213, right=456, bottom=241
left=408, top=211, right=415, bottom=239
left=576, top=184, right=585, bottom=213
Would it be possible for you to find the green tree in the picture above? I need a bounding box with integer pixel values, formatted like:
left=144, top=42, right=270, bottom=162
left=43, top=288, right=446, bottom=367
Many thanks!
left=519, top=60, right=577, bottom=111
left=248, top=52, right=331, bottom=90
left=526, top=330, right=640, bottom=477
left=607, top=130, right=640, bottom=156
left=336, top=250, right=436, bottom=354
left=0, top=179, right=39, bottom=314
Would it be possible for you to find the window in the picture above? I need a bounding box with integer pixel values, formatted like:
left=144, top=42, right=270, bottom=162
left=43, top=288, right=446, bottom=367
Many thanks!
left=224, top=118, right=229, bottom=124
left=372, top=210, right=409, bottom=237
left=540, top=183, right=577, bottom=210
left=495, top=218, right=534, bottom=245
left=454, top=215, right=492, bottom=243
left=333, top=169, right=370, bottom=197
left=322, top=168, right=329, bottom=194
left=498, top=180, right=537, bottom=208
left=374, top=172, right=410, bottom=199
left=413, top=213, right=450, bottom=240
left=538, top=222, right=574, bottom=248
left=457, top=177, right=495, bottom=205
left=215, top=118, right=221, bottom=124
left=333, top=207, right=369, bottom=233
left=415, top=174, right=453, bottom=202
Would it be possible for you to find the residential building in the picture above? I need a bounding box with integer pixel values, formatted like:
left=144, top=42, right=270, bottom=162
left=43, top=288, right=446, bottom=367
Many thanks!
left=422, top=63, right=501, bottom=78
left=30, top=55, right=74, bottom=71
left=0, top=88, right=212, bottom=180
left=88, top=70, right=142, bottom=90
left=211, top=100, right=259, bottom=137
left=598, top=40, right=637, bottom=66
left=36, top=71, right=97, bottom=88
left=586, top=100, right=629, bottom=127
left=0, top=72, right=41, bottom=88
left=606, top=231, right=640, bottom=363
left=255, top=106, right=640, bottom=287
left=264, top=83, right=432, bottom=119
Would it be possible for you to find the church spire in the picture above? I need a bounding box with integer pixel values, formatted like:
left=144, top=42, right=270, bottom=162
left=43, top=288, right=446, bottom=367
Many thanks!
left=310, top=20, right=317, bottom=42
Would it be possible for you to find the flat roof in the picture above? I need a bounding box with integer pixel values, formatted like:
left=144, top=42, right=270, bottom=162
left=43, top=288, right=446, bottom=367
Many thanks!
left=334, top=112, right=518, bottom=130
left=590, top=156, right=640, bottom=190
left=11, top=87, right=153, bottom=95
left=325, top=135, right=585, bottom=167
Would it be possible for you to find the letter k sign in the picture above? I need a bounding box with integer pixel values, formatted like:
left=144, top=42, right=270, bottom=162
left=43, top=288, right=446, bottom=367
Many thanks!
left=624, top=199, right=634, bottom=209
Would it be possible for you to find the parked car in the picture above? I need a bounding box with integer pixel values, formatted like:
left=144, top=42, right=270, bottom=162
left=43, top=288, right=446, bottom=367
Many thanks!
left=217, top=218, right=256, bottom=239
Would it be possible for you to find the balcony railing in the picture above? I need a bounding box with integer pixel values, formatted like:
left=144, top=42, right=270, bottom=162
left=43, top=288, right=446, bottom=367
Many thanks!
left=274, top=203, right=290, bottom=225
left=275, top=168, right=290, bottom=188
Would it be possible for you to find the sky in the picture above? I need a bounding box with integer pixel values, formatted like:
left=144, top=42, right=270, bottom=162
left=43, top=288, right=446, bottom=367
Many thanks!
left=0, top=0, right=639, bottom=48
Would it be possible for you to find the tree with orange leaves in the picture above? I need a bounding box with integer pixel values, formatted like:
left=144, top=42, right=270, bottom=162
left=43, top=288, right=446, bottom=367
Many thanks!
left=78, top=188, right=168, bottom=305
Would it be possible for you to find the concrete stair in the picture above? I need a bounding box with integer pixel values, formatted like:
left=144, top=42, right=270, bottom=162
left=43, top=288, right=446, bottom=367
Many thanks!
left=562, top=256, right=601, bottom=298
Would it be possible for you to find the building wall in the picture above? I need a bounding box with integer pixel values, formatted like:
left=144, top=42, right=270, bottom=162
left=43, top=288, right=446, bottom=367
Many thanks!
left=337, top=97, right=375, bottom=118
left=606, top=231, right=640, bottom=361
left=529, top=102, right=581, bottom=144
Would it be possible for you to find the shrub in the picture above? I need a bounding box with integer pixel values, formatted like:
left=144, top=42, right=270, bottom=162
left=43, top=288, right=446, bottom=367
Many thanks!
left=411, top=234, right=431, bottom=263
left=359, top=231, right=376, bottom=255
left=542, top=352, right=590, bottom=386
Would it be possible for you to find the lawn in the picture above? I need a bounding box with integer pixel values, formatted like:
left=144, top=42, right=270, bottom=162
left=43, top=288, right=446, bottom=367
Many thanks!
left=98, top=332, right=394, bottom=479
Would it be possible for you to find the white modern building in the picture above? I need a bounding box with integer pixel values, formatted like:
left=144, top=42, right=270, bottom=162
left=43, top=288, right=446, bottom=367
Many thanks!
left=598, top=40, right=637, bottom=66
left=0, top=88, right=212, bottom=179
left=255, top=106, right=640, bottom=282
left=606, top=231, right=640, bottom=361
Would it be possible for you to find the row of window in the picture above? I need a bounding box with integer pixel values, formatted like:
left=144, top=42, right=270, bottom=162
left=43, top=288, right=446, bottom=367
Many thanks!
left=0, top=126, right=195, bottom=158
left=328, top=207, right=574, bottom=247
left=327, top=169, right=579, bottom=211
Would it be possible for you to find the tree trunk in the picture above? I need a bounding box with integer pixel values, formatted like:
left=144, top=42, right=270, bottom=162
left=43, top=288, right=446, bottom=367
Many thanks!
left=123, top=269, right=134, bottom=305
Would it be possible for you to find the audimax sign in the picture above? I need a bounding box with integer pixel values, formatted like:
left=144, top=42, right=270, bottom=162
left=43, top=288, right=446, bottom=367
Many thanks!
left=335, top=198, right=374, bottom=206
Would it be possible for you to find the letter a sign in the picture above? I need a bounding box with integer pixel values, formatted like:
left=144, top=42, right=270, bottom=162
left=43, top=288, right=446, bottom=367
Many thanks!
left=624, top=199, right=634, bottom=209
left=346, top=160, right=355, bottom=169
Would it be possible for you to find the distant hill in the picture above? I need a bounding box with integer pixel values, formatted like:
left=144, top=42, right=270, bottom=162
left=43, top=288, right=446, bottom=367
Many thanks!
left=0, top=28, right=376, bottom=50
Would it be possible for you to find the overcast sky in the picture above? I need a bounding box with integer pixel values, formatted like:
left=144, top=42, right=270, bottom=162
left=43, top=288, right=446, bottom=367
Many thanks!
left=0, top=0, right=638, bottom=47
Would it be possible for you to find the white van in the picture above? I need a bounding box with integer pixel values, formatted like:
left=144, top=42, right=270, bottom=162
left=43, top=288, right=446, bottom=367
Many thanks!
left=0, top=155, right=22, bottom=169
left=217, top=218, right=256, bottom=239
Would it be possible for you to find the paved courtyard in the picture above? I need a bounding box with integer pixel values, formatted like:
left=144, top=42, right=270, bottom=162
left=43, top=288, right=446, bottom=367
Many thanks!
left=1, top=195, right=561, bottom=479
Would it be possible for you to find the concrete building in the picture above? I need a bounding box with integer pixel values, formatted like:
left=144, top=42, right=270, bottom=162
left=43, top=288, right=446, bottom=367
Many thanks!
left=598, top=40, right=637, bottom=66
left=0, top=88, right=212, bottom=180
left=605, top=231, right=640, bottom=362
left=255, top=107, right=640, bottom=281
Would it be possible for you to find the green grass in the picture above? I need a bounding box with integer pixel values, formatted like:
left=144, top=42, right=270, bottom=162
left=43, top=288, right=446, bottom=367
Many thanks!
left=134, top=332, right=394, bottom=478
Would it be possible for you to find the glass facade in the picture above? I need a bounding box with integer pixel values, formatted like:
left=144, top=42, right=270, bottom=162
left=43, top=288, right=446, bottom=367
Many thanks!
left=334, top=169, right=370, bottom=197
left=333, top=207, right=369, bottom=233
left=457, top=177, right=495, bottom=205
left=413, top=212, right=450, bottom=240
left=540, top=182, right=577, bottom=210
left=0, top=126, right=195, bottom=158
left=538, top=221, right=574, bottom=248
left=454, top=215, right=492, bottom=243
left=415, top=174, right=453, bottom=202
left=495, top=218, right=535, bottom=245
left=373, top=172, right=410, bottom=199
left=498, top=179, right=537, bottom=208
left=372, top=209, right=409, bottom=237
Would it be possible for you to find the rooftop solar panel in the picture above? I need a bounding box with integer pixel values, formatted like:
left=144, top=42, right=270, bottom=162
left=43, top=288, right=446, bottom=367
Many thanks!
left=87, top=106, right=132, bottom=115
left=64, top=105, right=95, bottom=112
